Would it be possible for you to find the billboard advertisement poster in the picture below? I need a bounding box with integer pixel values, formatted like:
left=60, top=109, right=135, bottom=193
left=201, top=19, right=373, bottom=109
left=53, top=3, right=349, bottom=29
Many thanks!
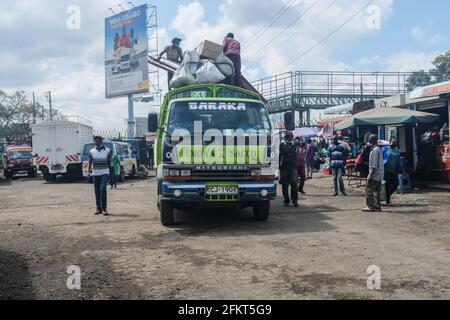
left=105, top=5, right=149, bottom=98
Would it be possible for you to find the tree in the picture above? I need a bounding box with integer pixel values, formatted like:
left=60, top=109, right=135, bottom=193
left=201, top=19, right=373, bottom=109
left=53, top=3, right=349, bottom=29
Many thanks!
left=0, top=90, right=60, bottom=142
left=406, top=70, right=432, bottom=91
left=430, top=51, right=450, bottom=83
left=405, top=50, right=450, bottom=91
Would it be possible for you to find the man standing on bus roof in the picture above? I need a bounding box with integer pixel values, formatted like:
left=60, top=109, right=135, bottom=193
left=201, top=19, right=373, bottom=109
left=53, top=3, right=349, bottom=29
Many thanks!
left=88, top=136, right=112, bottom=216
left=223, top=33, right=243, bottom=88
left=158, top=37, right=183, bottom=86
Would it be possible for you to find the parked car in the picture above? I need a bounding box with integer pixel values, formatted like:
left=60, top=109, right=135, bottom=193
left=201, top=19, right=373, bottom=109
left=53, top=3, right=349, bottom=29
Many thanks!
left=81, top=140, right=138, bottom=182
left=3, top=145, right=37, bottom=179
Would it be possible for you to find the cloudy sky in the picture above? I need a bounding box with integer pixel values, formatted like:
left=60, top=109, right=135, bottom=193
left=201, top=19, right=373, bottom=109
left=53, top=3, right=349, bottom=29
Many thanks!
left=0, top=0, right=448, bottom=131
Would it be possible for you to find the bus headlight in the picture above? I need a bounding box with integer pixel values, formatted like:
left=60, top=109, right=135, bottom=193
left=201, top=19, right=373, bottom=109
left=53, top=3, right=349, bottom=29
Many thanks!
left=180, top=169, right=191, bottom=177
left=251, top=169, right=261, bottom=177
left=174, top=190, right=182, bottom=198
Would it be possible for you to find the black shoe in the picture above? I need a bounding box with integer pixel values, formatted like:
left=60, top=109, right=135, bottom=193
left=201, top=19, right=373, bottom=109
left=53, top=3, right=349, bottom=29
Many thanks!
left=95, top=209, right=102, bottom=215
left=293, top=202, right=299, bottom=207
left=332, top=193, right=338, bottom=197
left=342, top=192, right=348, bottom=196
left=299, top=190, right=306, bottom=194
left=103, top=209, right=109, bottom=216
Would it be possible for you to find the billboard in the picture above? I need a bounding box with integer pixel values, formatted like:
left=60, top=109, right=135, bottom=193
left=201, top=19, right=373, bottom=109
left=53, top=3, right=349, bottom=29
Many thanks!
left=105, top=5, right=149, bottom=98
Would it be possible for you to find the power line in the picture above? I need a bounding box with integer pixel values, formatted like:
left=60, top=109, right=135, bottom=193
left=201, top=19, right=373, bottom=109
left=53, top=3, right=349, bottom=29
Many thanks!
left=278, top=0, right=376, bottom=73
left=246, top=0, right=322, bottom=59
left=244, top=0, right=297, bottom=47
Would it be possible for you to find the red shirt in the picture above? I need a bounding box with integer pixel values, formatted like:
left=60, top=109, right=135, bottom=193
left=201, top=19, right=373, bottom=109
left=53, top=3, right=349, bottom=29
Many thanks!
left=223, top=37, right=241, bottom=55
left=296, top=147, right=306, bottom=168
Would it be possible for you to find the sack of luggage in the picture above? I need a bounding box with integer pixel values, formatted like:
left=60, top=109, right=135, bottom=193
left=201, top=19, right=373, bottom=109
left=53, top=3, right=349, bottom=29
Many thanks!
left=196, top=60, right=226, bottom=84
left=183, top=50, right=200, bottom=75
left=214, top=54, right=234, bottom=77
left=170, top=64, right=197, bottom=88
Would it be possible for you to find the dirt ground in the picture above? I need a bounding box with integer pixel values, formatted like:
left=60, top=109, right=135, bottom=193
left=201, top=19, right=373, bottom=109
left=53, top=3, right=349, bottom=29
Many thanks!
left=0, top=173, right=449, bottom=300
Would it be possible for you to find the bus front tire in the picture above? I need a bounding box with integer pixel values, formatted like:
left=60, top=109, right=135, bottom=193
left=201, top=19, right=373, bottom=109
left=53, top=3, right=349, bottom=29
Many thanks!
left=253, top=202, right=270, bottom=222
left=160, top=201, right=174, bottom=226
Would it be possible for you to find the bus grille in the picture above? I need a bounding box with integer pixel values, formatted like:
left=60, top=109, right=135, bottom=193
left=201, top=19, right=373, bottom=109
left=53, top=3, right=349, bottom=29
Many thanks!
left=191, top=169, right=250, bottom=180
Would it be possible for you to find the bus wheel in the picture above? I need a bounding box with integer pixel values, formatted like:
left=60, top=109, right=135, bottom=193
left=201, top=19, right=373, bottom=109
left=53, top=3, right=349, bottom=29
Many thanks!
left=160, top=201, right=174, bottom=226
left=157, top=183, right=162, bottom=209
left=253, top=202, right=270, bottom=222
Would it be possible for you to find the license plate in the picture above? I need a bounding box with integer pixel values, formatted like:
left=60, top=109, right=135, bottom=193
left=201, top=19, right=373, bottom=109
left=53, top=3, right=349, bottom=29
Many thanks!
left=18, top=171, right=28, bottom=174
left=205, top=186, right=239, bottom=195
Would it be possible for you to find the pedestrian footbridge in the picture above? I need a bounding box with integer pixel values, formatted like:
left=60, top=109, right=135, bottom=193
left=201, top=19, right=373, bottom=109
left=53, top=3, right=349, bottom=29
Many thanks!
left=252, top=71, right=412, bottom=116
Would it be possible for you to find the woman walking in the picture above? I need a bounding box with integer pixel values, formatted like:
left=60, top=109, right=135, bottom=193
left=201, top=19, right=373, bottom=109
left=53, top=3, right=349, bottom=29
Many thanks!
left=305, top=139, right=315, bottom=179
left=110, top=153, right=120, bottom=189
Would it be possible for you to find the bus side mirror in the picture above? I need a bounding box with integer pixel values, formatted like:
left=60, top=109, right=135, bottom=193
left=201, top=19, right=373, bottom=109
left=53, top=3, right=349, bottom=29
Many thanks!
left=148, top=113, right=158, bottom=133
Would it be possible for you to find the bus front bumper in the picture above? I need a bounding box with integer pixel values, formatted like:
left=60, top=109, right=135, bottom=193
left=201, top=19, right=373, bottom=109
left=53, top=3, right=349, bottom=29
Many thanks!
left=161, top=181, right=277, bottom=207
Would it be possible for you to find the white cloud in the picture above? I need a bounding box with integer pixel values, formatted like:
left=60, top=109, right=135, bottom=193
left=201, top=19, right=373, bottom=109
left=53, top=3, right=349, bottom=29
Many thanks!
left=410, top=25, right=443, bottom=46
left=0, top=0, right=445, bottom=130
left=170, top=0, right=395, bottom=79
left=382, top=51, right=438, bottom=72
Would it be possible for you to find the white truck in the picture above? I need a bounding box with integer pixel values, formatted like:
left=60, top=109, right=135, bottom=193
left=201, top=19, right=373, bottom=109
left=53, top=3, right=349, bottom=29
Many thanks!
left=32, top=117, right=93, bottom=181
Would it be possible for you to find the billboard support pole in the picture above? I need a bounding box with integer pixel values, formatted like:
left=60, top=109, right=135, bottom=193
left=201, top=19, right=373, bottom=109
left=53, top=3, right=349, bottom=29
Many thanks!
left=128, top=94, right=135, bottom=139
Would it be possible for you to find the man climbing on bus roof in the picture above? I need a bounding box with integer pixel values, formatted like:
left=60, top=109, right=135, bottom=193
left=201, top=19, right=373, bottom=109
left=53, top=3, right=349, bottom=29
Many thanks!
left=223, top=33, right=243, bottom=88
left=158, top=37, right=183, bottom=85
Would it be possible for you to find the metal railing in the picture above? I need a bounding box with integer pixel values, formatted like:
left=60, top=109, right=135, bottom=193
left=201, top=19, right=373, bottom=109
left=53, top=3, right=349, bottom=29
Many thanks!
left=252, top=71, right=412, bottom=113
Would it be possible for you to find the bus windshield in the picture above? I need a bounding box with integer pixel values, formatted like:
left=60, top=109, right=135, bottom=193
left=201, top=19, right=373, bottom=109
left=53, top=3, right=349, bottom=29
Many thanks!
left=167, top=101, right=271, bottom=134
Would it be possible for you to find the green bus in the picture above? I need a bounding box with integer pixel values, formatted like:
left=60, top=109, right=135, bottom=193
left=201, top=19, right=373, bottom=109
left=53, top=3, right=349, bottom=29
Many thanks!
left=148, top=84, right=278, bottom=226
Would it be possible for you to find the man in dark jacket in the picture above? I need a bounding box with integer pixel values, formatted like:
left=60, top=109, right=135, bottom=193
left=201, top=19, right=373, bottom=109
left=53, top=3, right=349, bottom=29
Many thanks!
left=328, top=135, right=348, bottom=196
left=280, top=131, right=299, bottom=207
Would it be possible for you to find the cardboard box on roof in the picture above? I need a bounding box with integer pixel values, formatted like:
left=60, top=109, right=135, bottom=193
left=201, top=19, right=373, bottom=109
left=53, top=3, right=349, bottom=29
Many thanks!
left=196, top=40, right=224, bottom=60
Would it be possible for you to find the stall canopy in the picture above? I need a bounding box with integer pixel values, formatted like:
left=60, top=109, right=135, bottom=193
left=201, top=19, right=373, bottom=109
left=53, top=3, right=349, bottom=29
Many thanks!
left=335, top=107, right=440, bottom=130
left=293, top=127, right=318, bottom=138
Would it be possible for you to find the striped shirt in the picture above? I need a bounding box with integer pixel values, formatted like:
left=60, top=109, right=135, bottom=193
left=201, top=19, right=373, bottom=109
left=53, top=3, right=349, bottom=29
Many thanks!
left=89, top=146, right=112, bottom=176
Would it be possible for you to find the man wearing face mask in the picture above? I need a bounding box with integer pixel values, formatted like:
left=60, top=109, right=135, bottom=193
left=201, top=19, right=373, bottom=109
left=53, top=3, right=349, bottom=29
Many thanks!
left=279, top=131, right=300, bottom=207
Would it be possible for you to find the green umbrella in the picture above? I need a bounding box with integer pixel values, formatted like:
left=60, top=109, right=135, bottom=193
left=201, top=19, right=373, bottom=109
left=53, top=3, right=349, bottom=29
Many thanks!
left=335, top=107, right=440, bottom=130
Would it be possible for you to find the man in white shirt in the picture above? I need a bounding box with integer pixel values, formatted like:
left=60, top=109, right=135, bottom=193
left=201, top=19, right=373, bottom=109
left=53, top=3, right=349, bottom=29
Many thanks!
left=362, top=135, right=385, bottom=212
left=88, top=136, right=112, bottom=216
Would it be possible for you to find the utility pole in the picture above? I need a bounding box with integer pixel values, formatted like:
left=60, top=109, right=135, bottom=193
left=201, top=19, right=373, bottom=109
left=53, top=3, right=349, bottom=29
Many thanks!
left=46, top=91, right=53, bottom=120
left=32, top=92, right=36, bottom=124
left=128, top=94, right=135, bottom=139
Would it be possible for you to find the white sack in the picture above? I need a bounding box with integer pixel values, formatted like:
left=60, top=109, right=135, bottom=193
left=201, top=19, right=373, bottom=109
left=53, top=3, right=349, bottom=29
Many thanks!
left=196, top=60, right=226, bottom=84
left=170, top=65, right=196, bottom=88
left=214, top=54, right=234, bottom=77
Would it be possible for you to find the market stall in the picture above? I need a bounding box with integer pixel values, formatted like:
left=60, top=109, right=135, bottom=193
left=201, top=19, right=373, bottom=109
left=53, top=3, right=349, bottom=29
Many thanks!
left=335, top=107, right=440, bottom=185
